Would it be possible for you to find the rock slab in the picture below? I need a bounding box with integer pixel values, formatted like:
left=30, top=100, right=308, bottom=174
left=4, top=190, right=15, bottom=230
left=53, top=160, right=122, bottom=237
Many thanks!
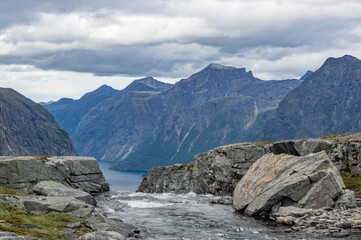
left=0, top=156, right=109, bottom=194
left=232, top=152, right=349, bottom=216
left=32, top=181, right=97, bottom=206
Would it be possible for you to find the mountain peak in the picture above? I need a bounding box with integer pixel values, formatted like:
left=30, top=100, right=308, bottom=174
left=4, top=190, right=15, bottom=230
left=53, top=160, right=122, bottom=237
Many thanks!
left=205, top=63, right=236, bottom=70
left=300, top=70, right=313, bottom=80
left=125, top=77, right=173, bottom=93
left=323, top=55, right=360, bottom=67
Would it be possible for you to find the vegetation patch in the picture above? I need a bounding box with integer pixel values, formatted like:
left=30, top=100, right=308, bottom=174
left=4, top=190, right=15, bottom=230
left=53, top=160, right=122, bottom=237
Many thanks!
left=181, top=163, right=195, bottom=170
left=325, top=142, right=338, bottom=154
left=33, top=155, right=51, bottom=162
left=253, top=141, right=274, bottom=148
left=341, top=173, right=361, bottom=198
left=319, top=133, right=353, bottom=140
left=0, top=185, right=26, bottom=196
left=0, top=201, right=91, bottom=239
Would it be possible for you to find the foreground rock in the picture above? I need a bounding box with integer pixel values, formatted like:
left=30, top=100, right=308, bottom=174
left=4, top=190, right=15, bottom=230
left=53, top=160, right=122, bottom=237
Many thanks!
left=271, top=206, right=361, bottom=237
left=86, top=214, right=141, bottom=238
left=138, top=134, right=361, bottom=195
left=0, top=194, right=94, bottom=218
left=232, top=152, right=349, bottom=216
left=0, top=156, right=109, bottom=194
left=79, top=230, right=126, bottom=240
left=0, top=155, right=142, bottom=239
left=33, top=181, right=96, bottom=206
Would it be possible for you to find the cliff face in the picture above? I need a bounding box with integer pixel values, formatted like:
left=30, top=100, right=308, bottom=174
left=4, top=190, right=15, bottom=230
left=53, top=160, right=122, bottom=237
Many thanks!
left=137, top=132, right=361, bottom=195
left=0, top=88, right=76, bottom=156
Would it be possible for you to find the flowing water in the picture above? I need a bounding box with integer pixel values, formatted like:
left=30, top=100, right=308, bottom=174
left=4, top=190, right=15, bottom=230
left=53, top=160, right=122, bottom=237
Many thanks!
left=97, top=161, right=353, bottom=240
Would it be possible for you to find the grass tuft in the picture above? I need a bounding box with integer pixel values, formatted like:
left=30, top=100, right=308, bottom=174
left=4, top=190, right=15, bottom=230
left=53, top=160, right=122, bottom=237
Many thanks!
left=341, top=173, right=361, bottom=198
left=0, top=185, right=26, bottom=196
left=0, top=201, right=91, bottom=239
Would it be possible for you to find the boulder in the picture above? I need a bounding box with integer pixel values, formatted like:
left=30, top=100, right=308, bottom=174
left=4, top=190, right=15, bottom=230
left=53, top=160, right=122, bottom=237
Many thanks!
left=138, top=142, right=270, bottom=195
left=85, top=214, right=140, bottom=238
left=0, top=195, right=94, bottom=218
left=79, top=231, right=126, bottom=240
left=32, top=181, right=96, bottom=206
left=336, top=190, right=357, bottom=209
left=233, top=151, right=349, bottom=216
left=0, top=156, right=109, bottom=194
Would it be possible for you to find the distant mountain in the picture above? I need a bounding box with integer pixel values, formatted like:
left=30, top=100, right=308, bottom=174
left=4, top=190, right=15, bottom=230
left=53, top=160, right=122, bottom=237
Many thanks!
left=300, top=70, right=313, bottom=80
left=45, top=85, right=118, bottom=136
left=46, top=65, right=301, bottom=170
left=259, top=55, right=361, bottom=140
left=0, top=88, right=77, bottom=156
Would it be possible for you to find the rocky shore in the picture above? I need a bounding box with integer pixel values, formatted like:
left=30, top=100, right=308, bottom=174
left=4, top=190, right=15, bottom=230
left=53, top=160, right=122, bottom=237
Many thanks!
left=0, top=156, right=141, bottom=240
left=138, top=133, right=361, bottom=238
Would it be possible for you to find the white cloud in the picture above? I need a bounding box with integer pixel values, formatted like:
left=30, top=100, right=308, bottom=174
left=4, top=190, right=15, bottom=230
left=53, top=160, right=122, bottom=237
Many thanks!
left=0, top=64, right=178, bottom=102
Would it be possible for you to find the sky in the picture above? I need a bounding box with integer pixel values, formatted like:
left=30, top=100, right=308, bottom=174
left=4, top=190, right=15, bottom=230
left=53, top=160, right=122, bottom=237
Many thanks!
left=1, top=0, right=361, bottom=102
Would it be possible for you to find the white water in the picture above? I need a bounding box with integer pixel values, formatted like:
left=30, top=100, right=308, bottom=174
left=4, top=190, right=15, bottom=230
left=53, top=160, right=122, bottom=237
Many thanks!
left=96, top=191, right=336, bottom=240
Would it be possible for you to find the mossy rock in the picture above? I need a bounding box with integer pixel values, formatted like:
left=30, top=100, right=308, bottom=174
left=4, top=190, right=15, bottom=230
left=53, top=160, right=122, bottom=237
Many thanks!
left=0, top=201, right=92, bottom=239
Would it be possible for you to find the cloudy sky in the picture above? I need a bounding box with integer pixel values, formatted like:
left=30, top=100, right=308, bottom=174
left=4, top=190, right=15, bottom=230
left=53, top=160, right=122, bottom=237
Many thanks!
left=1, top=0, right=361, bottom=101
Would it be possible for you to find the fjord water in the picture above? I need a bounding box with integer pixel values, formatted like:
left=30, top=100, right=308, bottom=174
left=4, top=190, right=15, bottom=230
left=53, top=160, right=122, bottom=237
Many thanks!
left=96, top=161, right=335, bottom=240
left=97, top=161, right=146, bottom=191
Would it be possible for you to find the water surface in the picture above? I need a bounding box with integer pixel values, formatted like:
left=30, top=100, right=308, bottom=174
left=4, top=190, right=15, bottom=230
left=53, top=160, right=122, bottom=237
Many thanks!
left=97, top=160, right=146, bottom=191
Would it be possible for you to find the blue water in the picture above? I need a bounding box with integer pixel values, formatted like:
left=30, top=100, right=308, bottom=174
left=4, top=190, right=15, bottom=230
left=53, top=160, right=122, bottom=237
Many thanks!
left=97, top=160, right=146, bottom=192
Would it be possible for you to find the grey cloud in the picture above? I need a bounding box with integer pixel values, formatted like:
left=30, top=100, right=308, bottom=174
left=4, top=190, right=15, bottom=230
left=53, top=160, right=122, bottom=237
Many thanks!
left=0, top=0, right=361, bottom=80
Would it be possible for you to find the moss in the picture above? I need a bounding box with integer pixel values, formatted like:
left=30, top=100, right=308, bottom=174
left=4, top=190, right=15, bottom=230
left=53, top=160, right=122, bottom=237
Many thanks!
left=320, top=133, right=353, bottom=139
left=341, top=173, right=361, bottom=198
left=0, top=185, right=26, bottom=196
left=181, top=163, right=195, bottom=170
left=0, top=202, right=91, bottom=239
left=32, top=155, right=51, bottom=162
left=253, top=141, right=274, bottom=148
left=325, top=142, right=337, bottom=154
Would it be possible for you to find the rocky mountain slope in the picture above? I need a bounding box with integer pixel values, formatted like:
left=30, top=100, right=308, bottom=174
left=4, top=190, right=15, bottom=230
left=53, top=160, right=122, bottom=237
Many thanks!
left=0, top=87, right=76, bottom=156
left=260, top=55, right=361, bottom=140
left=46, top=66, right=301, bottom=170
left=43, top=84, right=118, bottom=136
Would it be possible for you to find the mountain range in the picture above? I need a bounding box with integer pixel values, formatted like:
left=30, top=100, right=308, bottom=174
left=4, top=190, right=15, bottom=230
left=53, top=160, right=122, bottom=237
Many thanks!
left=44, top=64, right=301, bottom=170
left=0, top=88, right=77, bottom=156
left=44, top=55, right=361, bottom=171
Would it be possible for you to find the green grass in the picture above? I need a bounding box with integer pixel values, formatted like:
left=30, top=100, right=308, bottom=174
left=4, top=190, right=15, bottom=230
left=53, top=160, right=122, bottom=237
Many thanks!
left=0, top=201, right=91, bottom=239
left=341, top=173, right=361, bottom=198
left=320, top=133, right=353, bottom=139
left=253, top=141, right=274, bottom=148
left=0, top=185, right=26, bottom=196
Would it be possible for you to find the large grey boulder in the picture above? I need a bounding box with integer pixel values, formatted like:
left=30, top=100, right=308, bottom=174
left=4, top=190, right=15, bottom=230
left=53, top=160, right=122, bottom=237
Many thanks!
left=233, top=151, right=351, bottom=216
left=0, top=156, right=109, bottom=194
left=32, top=181, right=96, bottom=206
